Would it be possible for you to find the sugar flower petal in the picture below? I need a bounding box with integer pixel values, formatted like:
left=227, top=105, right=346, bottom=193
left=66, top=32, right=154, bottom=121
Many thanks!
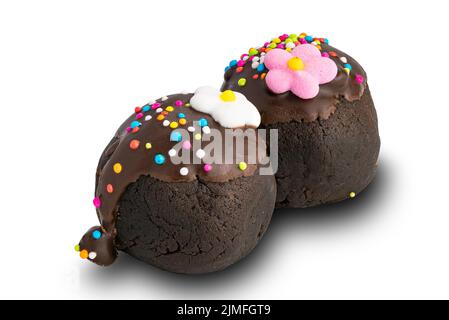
left=190, top=86, right=261, bottom=128
left=265, top=69, right=292, bottom=94
left=264, top=49, right=292, bottom=70
left=304, top=56, right=338, bottom=84
left=292, top=44, right=321, bottom=60
left=291, top=72, right=320, bottom=99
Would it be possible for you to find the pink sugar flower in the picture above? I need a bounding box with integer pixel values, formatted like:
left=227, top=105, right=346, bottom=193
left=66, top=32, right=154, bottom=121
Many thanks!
left=264, top=44, right=338, bottom=99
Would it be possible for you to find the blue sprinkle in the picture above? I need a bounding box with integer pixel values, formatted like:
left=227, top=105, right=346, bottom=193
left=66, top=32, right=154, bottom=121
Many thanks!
left=130, top=120, right=141, bottom=129
left=170, top=131, right=182, bottom=142
left=154, top=154, right=165, bottom=165
left=344, top=63, right=352, bottom=71
left=178, top=113, right=185, bottom=118
left=324, top=38, right=329, bottom=44
left=305, top=35, right=313, bottom=43
left=225, top=66, right=230, bottom=72
left=142, top=105, right=150, bottom=112
left=229, top=60, right=238, bottom=67
left=92, top=230, right=102, bottom=240
left=257, top=63, right=265, bottom=72
left=198, top=118, right=208, bottom=127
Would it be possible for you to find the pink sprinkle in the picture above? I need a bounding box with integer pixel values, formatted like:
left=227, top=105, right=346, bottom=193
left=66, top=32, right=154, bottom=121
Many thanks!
left=175, top=100, right=183, bottom=107
left=240, top=53, right=248, bottom=60
left=276, top=44, right=284, bottom=49
left=279, top=34, right=288, bottom=41
left=249, top=56, right=255, bottom=61
left=237, top=60, right=245, bottom=67
left=299, top=38, right=307, bottom=44
left=355, top=74, right=364, bottom=84
left=263, top=42, right=270, bottom=47
left=182, top=141, right=191, bottom=150
left=93, top=197, right=101, bottom=208
left=321, top=52, right=329, bottom=58
left=136, top=112, right=143, bottom=119
left=126, top=127, right=132, bottom=132
left=151, top=102, right=161, bottom=110
left=203, top=164, right=212, bottom=172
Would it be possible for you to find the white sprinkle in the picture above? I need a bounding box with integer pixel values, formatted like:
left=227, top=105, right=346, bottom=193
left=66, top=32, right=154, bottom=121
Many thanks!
left=88, top=252, right=97, bottom=260
left=286, top=42, right=295, bottom=49
left=168, top=149, right=177, bottom=157
left=161, top=96, right=168, bottom=101
left=187, top=126, right=195, bottom=132
left=251, top=61, right=260, bottom=69
left=148, top=100, right=156, bottom=105
left=242, top=56, right=249, bottom=61
left=260, top=52, right=266, bottom=56
left=180, top=167, right=189, bottom=176
left=252, top=56, right=260, bottom=62
left=259, top=56, right=265, bottom=64
left=163, top=120, right=170, bottom=127
left=196, top=149, right=205, bottom=159
left=340, top=57, right=348, bottom=63
left=202, top=126, right=211, bottom=134
left=156, top=108, right=163, bottom=113
left=145, top=115, right=152, bottom=121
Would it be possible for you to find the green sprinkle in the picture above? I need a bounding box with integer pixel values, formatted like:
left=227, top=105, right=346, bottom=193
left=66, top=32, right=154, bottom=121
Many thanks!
left=238, top=162, right=247, bottom=171
left=249, top=48, right=258, bottom=56
left=238, top=78, right=247, bottom=87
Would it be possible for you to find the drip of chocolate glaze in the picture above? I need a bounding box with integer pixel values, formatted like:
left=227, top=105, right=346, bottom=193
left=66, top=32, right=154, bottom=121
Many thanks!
left=78, top=93, right=267, bottom=266
left=221, top=43, right=367, bottom=124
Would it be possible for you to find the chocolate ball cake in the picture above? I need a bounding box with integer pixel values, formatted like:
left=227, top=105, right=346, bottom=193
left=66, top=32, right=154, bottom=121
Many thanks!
left=76, top=88, right=276, bottom=273
left=221, top=33, right=380, bottom=208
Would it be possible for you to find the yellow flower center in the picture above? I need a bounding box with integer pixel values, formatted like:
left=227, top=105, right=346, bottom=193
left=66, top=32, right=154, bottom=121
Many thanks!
left=220, top=90, right=236, bottom=102
left=287, top=57, right=304, bottom=71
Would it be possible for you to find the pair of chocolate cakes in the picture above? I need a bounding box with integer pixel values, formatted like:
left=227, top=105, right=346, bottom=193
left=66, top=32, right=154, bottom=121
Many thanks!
left=76, top=33, right=380, bottom=274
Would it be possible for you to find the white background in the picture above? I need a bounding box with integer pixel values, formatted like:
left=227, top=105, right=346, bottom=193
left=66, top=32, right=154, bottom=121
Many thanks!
left=1, top=0, right=448, bottom=299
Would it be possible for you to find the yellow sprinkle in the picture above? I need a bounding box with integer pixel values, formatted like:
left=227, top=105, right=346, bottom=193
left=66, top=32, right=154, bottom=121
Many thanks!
left=185, top=103, right=191, bottom=107
left=286, top=48, right=292, bottom=52
left=349, top=192, right=356, bottom=198
left=238, top=162, right=247, bottom=171
left=220, top=90, right=236, bottom=102
left=165, top=106, right=174, bottom=112
left=157, top=114, right=165, bottom=121
left=194, top=133, right=201, bottom=140
left=343, top=68, right=351, bottom=75
left=179, top=118, right=187, bottom=125
left=74, top=244, right=80, bottom=252
left=113, top=163, right=122, bottom=174
left=145, top=142, right=152, bottom=149
left=170, top=121, right=179, bottom=129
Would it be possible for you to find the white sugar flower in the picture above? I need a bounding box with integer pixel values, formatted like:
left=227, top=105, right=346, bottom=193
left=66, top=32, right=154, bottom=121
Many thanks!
left=190, top=86, right=261, bottom=128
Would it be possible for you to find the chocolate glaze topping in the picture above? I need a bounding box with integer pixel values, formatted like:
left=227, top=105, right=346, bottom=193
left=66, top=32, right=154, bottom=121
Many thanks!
left=77, top=93, right=266, bottom=266
left=221, top=43, right=367, bottom=124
